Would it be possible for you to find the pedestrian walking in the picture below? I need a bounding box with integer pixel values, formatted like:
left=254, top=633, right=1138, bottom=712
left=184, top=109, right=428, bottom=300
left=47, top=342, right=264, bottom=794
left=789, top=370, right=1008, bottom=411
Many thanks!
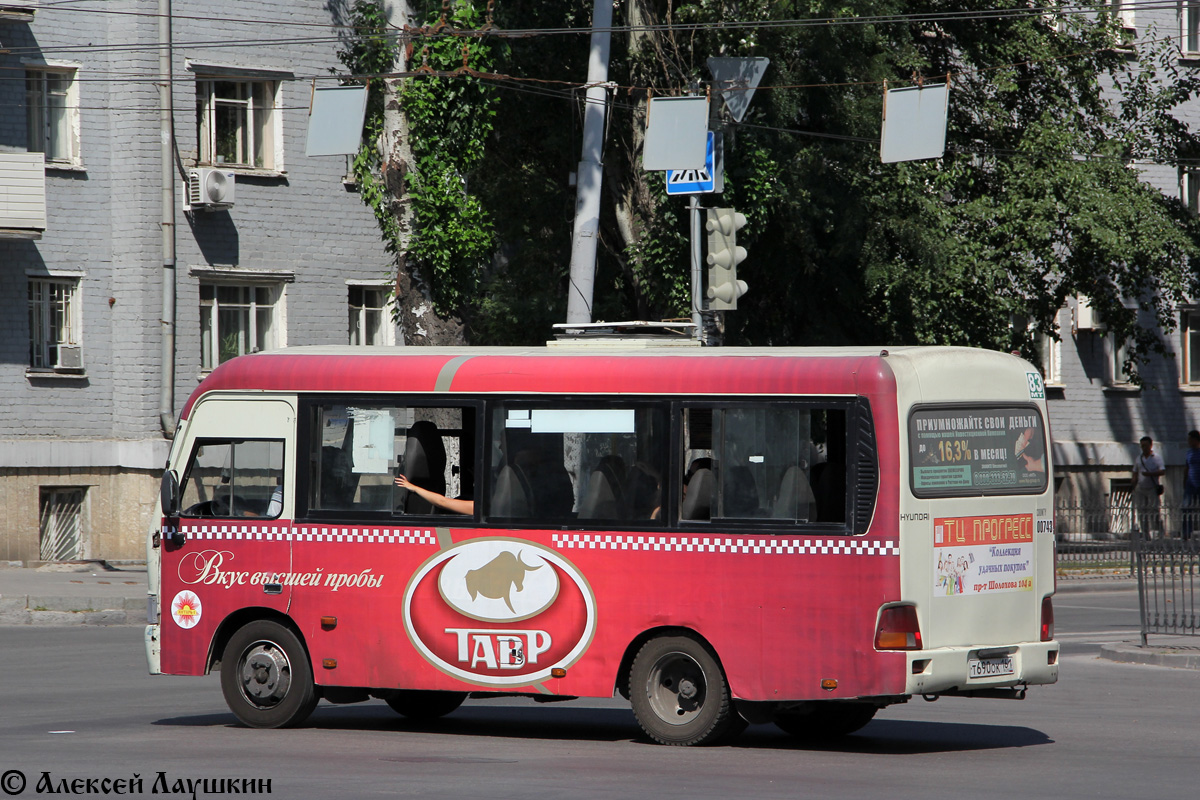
left=1184, top=431, right=1200, bottom=541
left=1132, top=436, right=1165, bottom=539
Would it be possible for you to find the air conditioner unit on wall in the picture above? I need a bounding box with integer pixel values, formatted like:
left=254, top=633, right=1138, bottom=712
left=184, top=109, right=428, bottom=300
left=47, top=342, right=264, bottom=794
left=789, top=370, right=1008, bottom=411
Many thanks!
left=57, top=345, right=83, bottom=371
left=186, top=167, right=235, bottom=210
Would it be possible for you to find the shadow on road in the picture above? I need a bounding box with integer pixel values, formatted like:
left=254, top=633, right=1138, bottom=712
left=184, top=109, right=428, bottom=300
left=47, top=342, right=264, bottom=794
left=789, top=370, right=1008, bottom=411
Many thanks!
left=734, top=718, right=1052, bottom=754
left=154, top=702, right=1052, bottom=753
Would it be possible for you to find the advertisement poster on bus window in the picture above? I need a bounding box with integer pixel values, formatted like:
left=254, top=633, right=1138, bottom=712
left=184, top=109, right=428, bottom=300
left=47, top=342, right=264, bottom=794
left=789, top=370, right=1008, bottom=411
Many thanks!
left=909, top=406, right=1047, bottom=496
left=934, top=514, right=1034, bottom=597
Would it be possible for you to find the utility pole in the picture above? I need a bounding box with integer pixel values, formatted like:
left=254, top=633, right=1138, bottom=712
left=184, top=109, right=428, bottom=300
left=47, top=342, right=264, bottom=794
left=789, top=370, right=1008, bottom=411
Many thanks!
left=565, top=0, right=613, bottom=325
left=689, top=195, right=703, bottom=340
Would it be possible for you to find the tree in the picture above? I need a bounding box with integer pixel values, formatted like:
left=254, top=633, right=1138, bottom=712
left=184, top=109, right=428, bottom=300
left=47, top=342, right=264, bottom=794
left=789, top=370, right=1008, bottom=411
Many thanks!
left=334, top=0, right=497, bottom=345
left=340, top=1, right=1200, bottom=371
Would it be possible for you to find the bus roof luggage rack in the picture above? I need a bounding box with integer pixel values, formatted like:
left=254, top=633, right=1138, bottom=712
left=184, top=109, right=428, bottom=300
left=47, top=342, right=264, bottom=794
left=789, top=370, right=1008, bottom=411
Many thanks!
left=548, top=320, right=700, bottom=348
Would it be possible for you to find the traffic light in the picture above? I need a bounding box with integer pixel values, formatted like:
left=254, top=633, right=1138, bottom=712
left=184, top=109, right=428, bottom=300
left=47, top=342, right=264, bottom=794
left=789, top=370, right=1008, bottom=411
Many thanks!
left=705, top=208, right=748, bottom=310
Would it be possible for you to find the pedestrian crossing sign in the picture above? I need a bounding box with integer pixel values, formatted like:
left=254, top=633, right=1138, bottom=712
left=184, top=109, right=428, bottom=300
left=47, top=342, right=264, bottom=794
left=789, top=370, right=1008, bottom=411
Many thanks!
left=667, top=133, right=720, bottom=195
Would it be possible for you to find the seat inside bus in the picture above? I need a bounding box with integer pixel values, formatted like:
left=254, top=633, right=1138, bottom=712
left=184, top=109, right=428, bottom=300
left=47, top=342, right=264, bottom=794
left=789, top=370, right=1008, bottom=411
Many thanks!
left=577, top=455, right=627, bottom=519
left=773, top=464, right=816, bottom=521
left=681, top=463, right=714, bottom=521
left=398, top=420, right=446, bottom=514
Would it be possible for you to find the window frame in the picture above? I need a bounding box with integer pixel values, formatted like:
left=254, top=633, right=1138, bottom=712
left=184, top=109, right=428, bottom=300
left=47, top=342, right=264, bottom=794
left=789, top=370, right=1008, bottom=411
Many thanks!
left=1110, top=0, right=1135, bottom=29
left=39, top=486, right=87, bottom=562
left=1185, top=1, right=1200, bottom=56
left=196, top=76, right=283, bottom=171
left=676, top=398, right=870, bottom=534
left=347, top=281, right=396, bottom=346
left=27, top=274, right=82, bottom=373
left=198, top=280, right=286, bottom=371
left=24, top=64, right=81, bottom=167
left=1036, top=309, right=1065, bottom=387
left=178, top=438, right=287, bottom=519
left=296, top=397, right=484, bottom=523
left=485, top=398, right=670, bottom=529
left=1107, top=333, right=1135, bottom=387
left=1181, top=308, right=1200, bottom=386
left=1182, top=167, right=1200, bottom=215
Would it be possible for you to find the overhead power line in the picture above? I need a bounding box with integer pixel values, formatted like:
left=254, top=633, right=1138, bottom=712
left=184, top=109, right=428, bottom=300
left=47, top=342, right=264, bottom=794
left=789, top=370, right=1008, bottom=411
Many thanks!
left=9, top=1, right=1187, bottom=59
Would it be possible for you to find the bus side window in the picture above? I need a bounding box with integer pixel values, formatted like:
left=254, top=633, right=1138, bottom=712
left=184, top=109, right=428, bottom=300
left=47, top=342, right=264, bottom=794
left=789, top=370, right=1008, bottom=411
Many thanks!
left=487, top=405, right=664, bottom=525
left=180, top=440, right=284, bottom=518
left=308, top=404, right=474, bottom=516
left=690, top=405, right=847, bottom=527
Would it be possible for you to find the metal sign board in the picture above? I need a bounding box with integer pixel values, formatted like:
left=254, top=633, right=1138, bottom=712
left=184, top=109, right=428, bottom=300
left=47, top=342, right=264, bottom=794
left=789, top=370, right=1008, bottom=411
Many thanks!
left=305, top=85, right=369, bottom=157
left=667, top=132, right=723, bottom=195
left=880, top=83, right=950, bottom=163
left=707, top=57, right=769, bottom=123
left=642, top=96, right=709, bottom=171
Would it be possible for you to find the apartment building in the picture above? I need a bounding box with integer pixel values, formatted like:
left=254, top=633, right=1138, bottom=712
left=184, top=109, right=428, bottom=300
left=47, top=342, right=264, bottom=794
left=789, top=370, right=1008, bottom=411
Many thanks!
left=1042, top=4, right=1200, bottom=516
left=0, top=1, right=395, bottom=562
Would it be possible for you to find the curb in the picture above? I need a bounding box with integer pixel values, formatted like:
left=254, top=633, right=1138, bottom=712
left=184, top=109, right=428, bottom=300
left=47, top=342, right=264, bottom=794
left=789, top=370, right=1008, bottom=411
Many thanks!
left=1099, top=643, right=1200, bottom=670
left=0, top=595, right=146, bottom=627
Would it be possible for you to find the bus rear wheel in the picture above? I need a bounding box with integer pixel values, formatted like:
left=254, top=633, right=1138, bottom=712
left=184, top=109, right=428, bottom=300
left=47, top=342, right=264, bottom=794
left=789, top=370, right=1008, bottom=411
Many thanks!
left=773, top=701, right=877, bottom=740
left=220, top=620, right=318, bottom=729
left=384, top=690, right=467, bottom=721
left=628, top=634, right=738, bottom=746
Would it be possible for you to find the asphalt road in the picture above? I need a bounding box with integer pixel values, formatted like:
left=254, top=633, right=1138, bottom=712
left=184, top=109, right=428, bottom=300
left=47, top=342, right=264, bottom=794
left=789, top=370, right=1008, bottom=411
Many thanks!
left=1, top=585, right=1195, bottom=800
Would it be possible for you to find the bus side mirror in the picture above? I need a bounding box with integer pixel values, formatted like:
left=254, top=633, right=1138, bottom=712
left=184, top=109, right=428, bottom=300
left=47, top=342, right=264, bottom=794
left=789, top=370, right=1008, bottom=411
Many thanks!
left=160, top=470, right=180, bottom=518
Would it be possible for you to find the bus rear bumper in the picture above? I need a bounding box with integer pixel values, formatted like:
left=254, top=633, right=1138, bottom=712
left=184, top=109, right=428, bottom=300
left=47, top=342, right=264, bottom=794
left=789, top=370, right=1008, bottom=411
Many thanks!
left=904, top=640, right=1059, bottom=696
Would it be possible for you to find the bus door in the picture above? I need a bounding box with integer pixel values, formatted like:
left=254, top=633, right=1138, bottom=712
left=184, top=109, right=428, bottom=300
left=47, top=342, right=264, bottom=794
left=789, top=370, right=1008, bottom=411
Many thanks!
left=160, top=399, right=296, bottom=675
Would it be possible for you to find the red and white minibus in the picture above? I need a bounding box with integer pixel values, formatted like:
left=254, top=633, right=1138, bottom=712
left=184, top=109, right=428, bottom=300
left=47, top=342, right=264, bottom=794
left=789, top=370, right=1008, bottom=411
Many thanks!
left=146, top=345, right=1058, bottom=745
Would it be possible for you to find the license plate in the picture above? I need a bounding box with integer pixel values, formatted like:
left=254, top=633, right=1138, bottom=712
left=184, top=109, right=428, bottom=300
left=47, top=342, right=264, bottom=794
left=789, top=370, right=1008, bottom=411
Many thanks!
left=968, top=656, right=1015, bottom=678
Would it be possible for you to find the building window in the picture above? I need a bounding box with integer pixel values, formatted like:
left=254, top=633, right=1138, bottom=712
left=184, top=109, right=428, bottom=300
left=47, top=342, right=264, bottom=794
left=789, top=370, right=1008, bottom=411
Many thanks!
left=1182, top=310, right=1200, bottom=385
left=1109, top=335, right=1134, bottom=386
left=197, top=78, right=279, bottom=169
left=26, top=67, right=80, bottom=165
left=1182, top=168, right=1200, bottom=214
left=1110, top=0, right=1135, bottom=28
left=1186, top=2, right=1200, bottom=55
left=348, top=284, right=394, bottom=346
left=39, top=487, right=85, bottom=562
left=1038, top=329, right=1063, bottom=386
left=200, top=283, right=283, bottom=370
left=28, top=277, right=82, bottom=371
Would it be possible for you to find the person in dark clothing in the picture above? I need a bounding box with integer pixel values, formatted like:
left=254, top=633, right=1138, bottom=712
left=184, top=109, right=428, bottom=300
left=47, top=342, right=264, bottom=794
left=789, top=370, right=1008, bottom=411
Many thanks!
left=1183, top=431, right=1200, bottom=541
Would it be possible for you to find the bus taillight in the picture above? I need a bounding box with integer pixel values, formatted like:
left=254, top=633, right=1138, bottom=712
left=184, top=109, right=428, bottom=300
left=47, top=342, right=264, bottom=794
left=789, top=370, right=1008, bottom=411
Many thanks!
left=874, top=605, right=922, bottom=650
left=1041, top=597, right=1055, bottom=642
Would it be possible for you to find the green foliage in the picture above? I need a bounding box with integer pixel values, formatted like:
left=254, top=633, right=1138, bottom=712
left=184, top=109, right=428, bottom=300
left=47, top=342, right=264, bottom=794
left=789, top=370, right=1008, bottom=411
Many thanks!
left=401, top=1, right=499, bottom=314
left=340, top=1, right=1200, bottom=360
left=336, top=0, right=497, bottom=317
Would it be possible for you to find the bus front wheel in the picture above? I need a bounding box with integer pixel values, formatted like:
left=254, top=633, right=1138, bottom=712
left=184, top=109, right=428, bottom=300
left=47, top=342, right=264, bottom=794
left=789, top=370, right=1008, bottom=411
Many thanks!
left=628, top=634, right=738, bottom=746
left=384, top=690, right=467, bottom=721
left=220, top=620, right=318, bottom=729
left=773, top=701, right=877, bottom=739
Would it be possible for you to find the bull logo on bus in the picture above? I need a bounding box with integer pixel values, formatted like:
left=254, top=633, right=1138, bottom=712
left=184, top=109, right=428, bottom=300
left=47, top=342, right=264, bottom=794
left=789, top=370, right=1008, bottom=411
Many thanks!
left=456, top=550, right=554, bottom=619
left=404, top=539, right=595, bottom=687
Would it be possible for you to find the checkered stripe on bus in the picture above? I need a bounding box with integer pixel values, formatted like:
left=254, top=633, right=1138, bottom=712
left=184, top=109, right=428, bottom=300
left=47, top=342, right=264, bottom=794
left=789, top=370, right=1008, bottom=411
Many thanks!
left=551, top=533, right=899, bottom=556
left=173, top=524, right=437, bottom=545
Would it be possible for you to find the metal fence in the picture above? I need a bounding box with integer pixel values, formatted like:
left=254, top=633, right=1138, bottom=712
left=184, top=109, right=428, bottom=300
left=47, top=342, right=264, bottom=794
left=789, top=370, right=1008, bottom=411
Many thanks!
left=1054, top=495, right=1198, bottom=577
left=1134, top=537, right=1200, bottom=644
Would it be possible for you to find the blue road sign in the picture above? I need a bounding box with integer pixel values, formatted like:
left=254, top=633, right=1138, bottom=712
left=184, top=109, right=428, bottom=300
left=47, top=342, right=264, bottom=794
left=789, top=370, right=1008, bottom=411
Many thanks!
left=666, top=132, right=716, bottom=195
